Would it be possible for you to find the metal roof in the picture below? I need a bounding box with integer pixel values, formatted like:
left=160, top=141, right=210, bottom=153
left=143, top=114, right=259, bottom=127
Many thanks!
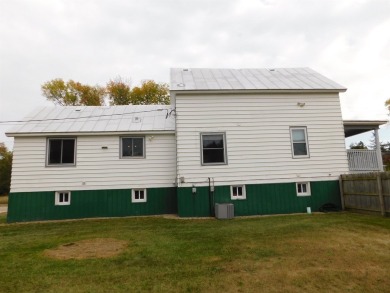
left=170, top=67, right=346, bottom=91
left=6, top=105, right=175, bottom=136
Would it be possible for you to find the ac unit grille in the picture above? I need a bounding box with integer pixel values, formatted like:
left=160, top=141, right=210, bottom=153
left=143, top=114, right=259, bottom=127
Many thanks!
left=215, top=203, right=234, bottom=219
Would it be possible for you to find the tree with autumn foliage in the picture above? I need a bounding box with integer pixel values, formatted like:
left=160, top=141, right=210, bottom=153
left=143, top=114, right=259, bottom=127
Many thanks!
left=106, top=77, right=132, bottom=105
left=41, top=79, right=105, bottom=106
left=130, top=80, right=170, bottom=105
left=385, top=99, right=390, bottom=113
left=42, top=77, right=170, bottom=106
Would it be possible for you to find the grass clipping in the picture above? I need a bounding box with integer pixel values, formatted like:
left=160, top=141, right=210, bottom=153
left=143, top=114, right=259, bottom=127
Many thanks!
left=44, top=238, right=127, bottom=260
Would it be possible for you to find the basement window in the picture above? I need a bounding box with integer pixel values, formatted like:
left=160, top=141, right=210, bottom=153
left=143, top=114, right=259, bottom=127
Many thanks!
left=296, top=182, right=311, bottom=196
left=132, top=189, right=147, bottom=203
left=47, top=138, right=76, bottom=165
left=55, top=191, right=71, bottom=205
left=121, top=137, right=145, bottom=158
left=231, top=185, right=246, bottom=200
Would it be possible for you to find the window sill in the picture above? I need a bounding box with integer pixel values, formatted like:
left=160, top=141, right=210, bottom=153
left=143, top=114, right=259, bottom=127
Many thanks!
left=46, top=164, right=76, bottom=167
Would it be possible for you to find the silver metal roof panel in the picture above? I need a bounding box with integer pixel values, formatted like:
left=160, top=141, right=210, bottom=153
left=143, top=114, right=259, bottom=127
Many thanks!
left=170, top=67, right=346, bottom=91
left=7, top=105, right=175, bottom=136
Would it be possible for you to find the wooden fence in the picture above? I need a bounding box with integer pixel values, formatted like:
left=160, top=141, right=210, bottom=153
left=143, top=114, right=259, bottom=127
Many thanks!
left=340, top=172, right=390, bottom=216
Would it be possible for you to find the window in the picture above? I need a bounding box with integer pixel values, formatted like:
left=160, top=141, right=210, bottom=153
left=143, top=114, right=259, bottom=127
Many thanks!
left=55, top=191, right=71, bottom=205
left=201, top=133, right=227, bottom=165
left=231, top=185, right=246, bottom=200
left=296, top=182, right=311, bottom=196
left=290, top=127, right=309, bottom=158
left=132, top=189, right=147, bottom=203
left=121, top=137, right=144, bottom=158
left=47, top=138, right=76, bottom=165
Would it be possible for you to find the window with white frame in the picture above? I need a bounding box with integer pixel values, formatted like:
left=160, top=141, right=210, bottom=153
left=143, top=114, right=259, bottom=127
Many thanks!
left=47, top=138, right=76, bottom=165
left=121, top=137, right=145, bottom=158
left=55, top=191, right=71, bottom=205
left=201, top=133, right=227, bottom=165
left=296, top=182, right=311, bottom=196
left=132, top=189, right=147, bottom=203
left=231, top=185, right=246, bottom=200
left=290, top=127, right=309, bottom=158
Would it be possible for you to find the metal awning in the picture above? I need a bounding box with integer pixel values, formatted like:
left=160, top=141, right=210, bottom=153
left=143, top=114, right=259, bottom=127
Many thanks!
left=343, top=120, right=387, bottom=137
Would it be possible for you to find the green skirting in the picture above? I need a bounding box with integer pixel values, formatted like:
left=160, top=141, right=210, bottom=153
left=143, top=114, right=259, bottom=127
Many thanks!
left=8, top=181, right=341, bottom=222
left=8, top=187, right=177, bottom=223
left=177, top=180, right=341, bottom=217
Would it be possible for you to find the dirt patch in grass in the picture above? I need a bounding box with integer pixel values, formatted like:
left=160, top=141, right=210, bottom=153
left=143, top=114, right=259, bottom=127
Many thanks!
left=44, top=238, right=128, bottom=260
left=0, top=195, right=8, bottom=206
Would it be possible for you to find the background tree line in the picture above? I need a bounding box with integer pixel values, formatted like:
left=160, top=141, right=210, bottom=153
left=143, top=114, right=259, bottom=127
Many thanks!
left=0, top=143, right=12, bottom=195
left=41, top=77, right=170, bottom=106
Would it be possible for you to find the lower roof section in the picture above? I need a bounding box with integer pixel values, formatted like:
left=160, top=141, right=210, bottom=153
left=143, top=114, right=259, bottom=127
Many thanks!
left=6, top=105, right=175, bottom=137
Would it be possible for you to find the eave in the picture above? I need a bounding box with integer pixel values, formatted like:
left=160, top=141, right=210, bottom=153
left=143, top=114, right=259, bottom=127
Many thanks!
left=6, top=130, right=176, bottom=137
left=171, top=88, right=346, bottom=95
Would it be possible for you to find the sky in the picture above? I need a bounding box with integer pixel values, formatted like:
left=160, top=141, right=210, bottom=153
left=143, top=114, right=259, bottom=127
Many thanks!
left=1, top=0, right=390, bottom=149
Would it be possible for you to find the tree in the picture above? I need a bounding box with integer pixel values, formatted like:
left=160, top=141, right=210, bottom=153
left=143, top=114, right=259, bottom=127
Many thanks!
left=106, top=77, right=132, bottom=105
left=367, top=131, right=390, bottom=151
left=349, top=141, right=368, bottom=149
left=385, top=99, right=390, bottom=112
left=41, top=79, right=104, bottom=106
left=0, top=143, right=12, bottom=195
left=43, top=78, right=170, bottom=106
left=130, top=80, right=170, bottom=105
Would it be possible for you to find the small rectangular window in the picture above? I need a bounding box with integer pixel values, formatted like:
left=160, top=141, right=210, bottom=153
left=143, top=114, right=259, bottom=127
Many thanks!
left=55, top=191, right=71, bottom=205
left=121, top=137, right=145, bottom=158
left=47, top=138, right=76, bottom=165
left=231, top=185, right=246, bottom=200
left=132, top=189, right=147, bottom=203
left=201, top=133, right=227, bottom=165
left=290, top=127, right=309, bottom=158
left=296, top=182, right=311, bottom=196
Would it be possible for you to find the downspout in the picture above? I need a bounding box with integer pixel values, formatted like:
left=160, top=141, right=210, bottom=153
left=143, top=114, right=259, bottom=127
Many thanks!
left=208, top=177, right=215, bottom=217
left=208, top=178, right=211, bottom=216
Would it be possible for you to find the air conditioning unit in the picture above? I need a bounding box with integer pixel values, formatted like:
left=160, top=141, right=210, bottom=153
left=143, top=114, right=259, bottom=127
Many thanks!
left=215, top=203, right=234, bottom=219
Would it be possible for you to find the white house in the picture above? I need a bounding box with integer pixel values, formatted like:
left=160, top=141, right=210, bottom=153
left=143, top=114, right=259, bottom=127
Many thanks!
left=6, top=105, right=177, bottom=221
left=6, top=67, right=385, bottom=222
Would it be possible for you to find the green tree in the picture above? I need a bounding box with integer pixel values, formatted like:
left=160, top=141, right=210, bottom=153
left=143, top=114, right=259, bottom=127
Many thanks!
left=349, top=141, right=368, bottom=149
left=0, top=143, right=12, bottom=195
left=42, top=79, right=104, bottom=106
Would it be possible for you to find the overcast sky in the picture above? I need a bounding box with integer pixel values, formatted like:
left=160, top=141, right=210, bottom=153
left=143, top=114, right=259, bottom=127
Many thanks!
left=1, top=0, right=390, bottom=149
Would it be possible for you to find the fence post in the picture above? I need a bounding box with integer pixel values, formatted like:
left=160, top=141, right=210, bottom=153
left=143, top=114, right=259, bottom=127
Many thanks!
left=339, top=175, right=345, bottom=210
left=376, top=173, right=386, bottom=217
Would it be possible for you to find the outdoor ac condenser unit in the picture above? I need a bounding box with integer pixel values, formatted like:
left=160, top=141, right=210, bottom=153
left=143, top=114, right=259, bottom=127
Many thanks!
left=215, top=203, right=234, bottom=219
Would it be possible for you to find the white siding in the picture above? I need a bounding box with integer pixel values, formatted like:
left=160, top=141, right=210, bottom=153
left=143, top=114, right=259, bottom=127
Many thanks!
left=11, top=134, right=176, bottom=192
left=176, top=93, right=349, bottom=187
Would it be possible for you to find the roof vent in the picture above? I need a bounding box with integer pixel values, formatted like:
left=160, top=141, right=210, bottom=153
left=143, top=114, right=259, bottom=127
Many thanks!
left=132, top=117, right=142, bottom=123
left=183, top=68, right=190, bottom=72
left=177, top=83, right=185, bottom=87
left=268, top=68, right=276, bottom=72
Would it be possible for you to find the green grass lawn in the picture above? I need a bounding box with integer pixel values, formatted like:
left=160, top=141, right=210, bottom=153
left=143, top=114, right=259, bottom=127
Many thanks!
left=1, top=213, right=390, bottom=293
